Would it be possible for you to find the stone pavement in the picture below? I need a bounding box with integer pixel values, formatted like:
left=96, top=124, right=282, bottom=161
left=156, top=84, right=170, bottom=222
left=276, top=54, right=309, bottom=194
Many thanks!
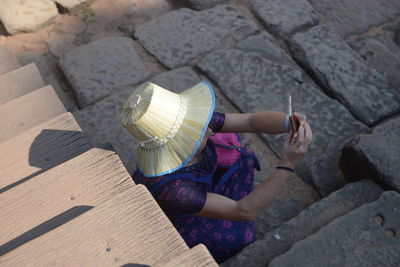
left=2, top=0, right=400, bottom=265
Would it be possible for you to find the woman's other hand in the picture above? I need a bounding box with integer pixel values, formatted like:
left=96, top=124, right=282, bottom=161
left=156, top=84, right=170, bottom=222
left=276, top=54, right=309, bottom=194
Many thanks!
left=280, top=120, right=312, bottom=168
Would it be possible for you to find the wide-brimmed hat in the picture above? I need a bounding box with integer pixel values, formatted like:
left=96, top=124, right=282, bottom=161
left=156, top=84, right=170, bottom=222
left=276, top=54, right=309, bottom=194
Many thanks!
left=120, top=81, right=215, bottom=177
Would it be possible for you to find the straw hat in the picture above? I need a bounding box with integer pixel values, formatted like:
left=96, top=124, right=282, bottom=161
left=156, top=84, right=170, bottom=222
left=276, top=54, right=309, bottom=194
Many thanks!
left=120, top=81, right=215, bottom=177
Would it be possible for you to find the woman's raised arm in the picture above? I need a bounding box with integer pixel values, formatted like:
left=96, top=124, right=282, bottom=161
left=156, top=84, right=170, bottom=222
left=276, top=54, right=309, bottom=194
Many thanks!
left=221, top=111, right=307, bottom=134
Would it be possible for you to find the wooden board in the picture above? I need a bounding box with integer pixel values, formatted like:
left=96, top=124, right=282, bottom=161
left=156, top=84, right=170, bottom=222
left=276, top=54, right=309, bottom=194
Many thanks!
left=160, top=244, right=218, bottom=267
left=0, top=45, right=20, bottom=75
left=0, top=148, right=136, bottom=246
left=0, top=85, right=66, bottom=143
left=0, top=112, right=91, bottom=191
left=0, top=63, right=45, bottom=104
left=0, top=184, right=189, bottom=266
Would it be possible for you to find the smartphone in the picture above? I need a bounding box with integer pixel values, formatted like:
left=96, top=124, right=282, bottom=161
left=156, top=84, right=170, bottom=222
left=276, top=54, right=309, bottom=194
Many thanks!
left=289, top=95, right=299, bottom=133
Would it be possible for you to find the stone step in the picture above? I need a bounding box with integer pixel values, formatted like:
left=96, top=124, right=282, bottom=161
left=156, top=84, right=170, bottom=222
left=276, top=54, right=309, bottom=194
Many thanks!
left=0, top=63, right=45, bottom=105
left=0, top=148, right=137, bottom=248
left=341, top=115, right=400, bottom=192
left=159, top=244, right=218, bottom=267
left=0, top=45, right=20, bottom=75
left=269, top=191, right=400, bottom=267
left=222, top=180, right=384, bottom=266
left=0, top=184, right=191, bottom=266
left=0, top=85, right=66, bottom=143
left=0, top=112, right=91, bottom=192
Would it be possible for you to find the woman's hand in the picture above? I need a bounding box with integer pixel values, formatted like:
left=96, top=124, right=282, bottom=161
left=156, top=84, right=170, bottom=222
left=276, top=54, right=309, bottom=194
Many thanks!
left=280, top=120, right=312, bottom=168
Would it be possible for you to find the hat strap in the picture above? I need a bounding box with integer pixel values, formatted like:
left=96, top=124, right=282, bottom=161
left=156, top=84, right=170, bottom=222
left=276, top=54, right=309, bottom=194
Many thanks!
left=139, top=136, right=158, bottom=147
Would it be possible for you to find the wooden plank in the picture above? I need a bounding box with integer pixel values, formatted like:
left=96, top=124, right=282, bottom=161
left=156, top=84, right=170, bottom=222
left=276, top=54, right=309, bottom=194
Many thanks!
left=0, top=112, right=91, bottom=191
left=0, top=148, right=136, bottom=246
left=160, top=244, right=218, bottom=267
left=0, top=85, right=66, bottom=143
left=0, top=45, right=20, bottom=75
left=0, top=185, right=189, bottom=266
left=0, top=63, right=45, bottom=105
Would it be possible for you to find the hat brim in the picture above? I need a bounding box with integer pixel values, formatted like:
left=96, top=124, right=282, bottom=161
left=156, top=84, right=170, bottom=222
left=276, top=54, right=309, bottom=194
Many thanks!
left=136, top=81, right=215, bottom=177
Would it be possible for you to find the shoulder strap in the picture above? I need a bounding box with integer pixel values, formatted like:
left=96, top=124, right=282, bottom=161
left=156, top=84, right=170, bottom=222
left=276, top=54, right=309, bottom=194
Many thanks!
left=148, top=171, right=213, bottom=195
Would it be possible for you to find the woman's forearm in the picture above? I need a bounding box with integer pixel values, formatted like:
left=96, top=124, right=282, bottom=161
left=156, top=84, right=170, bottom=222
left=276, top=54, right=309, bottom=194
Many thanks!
left=249, top=111, right=288, bottom=134
left=236, top=161, right=294, bottom=220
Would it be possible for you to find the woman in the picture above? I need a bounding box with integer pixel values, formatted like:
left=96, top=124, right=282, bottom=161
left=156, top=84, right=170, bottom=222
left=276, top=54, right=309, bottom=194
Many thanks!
left=120, top=81, right=312, bottom=263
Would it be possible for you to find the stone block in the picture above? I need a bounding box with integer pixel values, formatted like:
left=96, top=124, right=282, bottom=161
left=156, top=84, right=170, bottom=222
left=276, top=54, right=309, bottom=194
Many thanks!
left=135, top=5, right=260, bottom=69
left=197, top=46, right=367, bottom=196
left=59, top=37, right=151, bottom=108
left=75, top=67, right=203, bottom=174
left=290, top=25, right=400, bottom=126
left=341, top=116, right=400, bottom=192
left=350, top=35, right=400, bottom=91
left=269, top=191, right=400, bottom=267
left=249, top=0, right=318, bottom=38
left=222, top=180, right=384, bottom=267
left=0, top=0, right=58, bottom=35
left=308, top=0, right=400, bottom=37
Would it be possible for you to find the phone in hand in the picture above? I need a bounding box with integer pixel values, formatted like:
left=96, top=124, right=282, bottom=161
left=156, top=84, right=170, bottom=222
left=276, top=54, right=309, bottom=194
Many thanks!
left=289, top=95, right=300, bottom=133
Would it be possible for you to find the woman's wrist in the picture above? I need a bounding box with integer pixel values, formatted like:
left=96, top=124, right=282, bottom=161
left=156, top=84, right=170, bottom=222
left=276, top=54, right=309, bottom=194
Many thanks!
left=278, top=160, right=296, bottom=169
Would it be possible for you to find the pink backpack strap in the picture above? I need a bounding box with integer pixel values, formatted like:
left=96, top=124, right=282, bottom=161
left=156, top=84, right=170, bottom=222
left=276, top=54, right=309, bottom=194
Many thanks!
left=209, top=133, right=242, bottom=168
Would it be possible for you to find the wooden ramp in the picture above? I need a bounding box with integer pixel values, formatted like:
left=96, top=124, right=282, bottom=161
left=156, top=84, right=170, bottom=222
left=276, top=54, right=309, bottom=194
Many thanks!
left=0, top=45, right=217, bottom=266
left=0, top=112, right=91, bottom=190
left=0, top=85, right=66, bottom=143
left=0, top=63, right=45, bottom=104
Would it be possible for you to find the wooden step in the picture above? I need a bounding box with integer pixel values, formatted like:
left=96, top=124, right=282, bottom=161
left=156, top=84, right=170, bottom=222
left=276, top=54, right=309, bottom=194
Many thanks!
left=0, top=85, right=66, bottom=143
left=160, top=244, right=218, bottom=267
left=0, top=45, right=20, bottom=75
left=0, top=148, right=136, bottom=246
left=0, top=184, right=190, bottom=266
left=0, top=112, right=91, bottom=192
left=0, top=63, right=45, bottom=105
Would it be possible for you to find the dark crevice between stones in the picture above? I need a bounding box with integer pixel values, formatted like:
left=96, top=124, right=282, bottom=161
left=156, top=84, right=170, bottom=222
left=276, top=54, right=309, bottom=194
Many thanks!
left=167, top=0, right=192, bottom=9
left=57, top=65, right=82, bottom=110
left=0, top=21, right=10, bottom=36
left=339, top=140, right=393, bottom=192
left=55, top=2, right=69, bottom=14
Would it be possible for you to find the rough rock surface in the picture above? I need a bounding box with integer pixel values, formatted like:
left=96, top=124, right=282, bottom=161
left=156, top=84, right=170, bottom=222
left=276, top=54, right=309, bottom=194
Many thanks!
left=290, top=25, right=400, bottom=126
left=0, top=0, right=58, bottom=35
left=341, top=116, right=400, bottom=192
left=249, top=0, right=318, bottom=38
left=235, top=32, right=294, bottom=64
left=269, top=191, right=400, bottom=267
left=197, top=45, right=367, bottom=196
left=350, top=35, right=400, bottom=91
left=307, top=0, right=400, bottom=37
left=74, top=67, right=202, bottom=174
left=189, top=0, right=228, bottom=10
left=59, top=37, right=151, bottom=108
left=134, top=5, right=260, bottom=69
left=223, top=180, right=383, bottom=266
